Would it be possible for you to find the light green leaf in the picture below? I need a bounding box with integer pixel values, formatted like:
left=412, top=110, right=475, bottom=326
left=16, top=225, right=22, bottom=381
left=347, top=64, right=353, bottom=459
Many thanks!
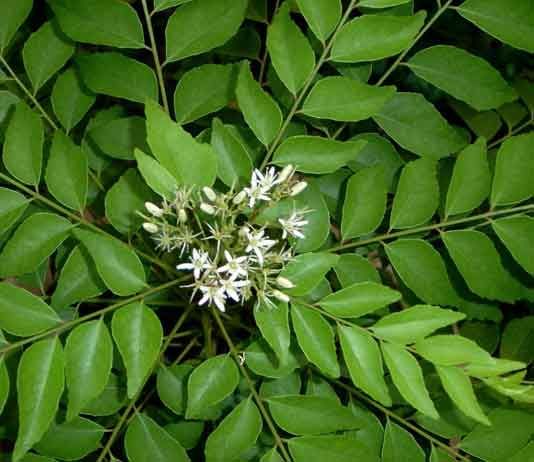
left=165, top=0, right=247, bottom=62
left=45, top=131, right=88, bottom=211
left=330, top=12, right=426, bottom=63
left=267, top=3, right=315, bottom=94
left=318, top=282, right=401, bottom=318
left=3, top=101, right=44, bottom=186
left=415, top=335, right=493, bottom=366
left=154, top=0, right=192, bottom=13
left=0, top=358, right=8, bottom=415
left=295, top=183, right=330, bottom=253
left=261, top=448, right=284, bottom=462
left=382, top=420, right=425, bottom=462
left=245, top=339, right=303, bottom=379
left=390, top=159, right=439, bottom=229
left=205, top=398, right=262, bottom=462
left=291, top=303, right=340, bottom=378
left=0, top=282, right=61, bottom=337
left=339, top=325, right=391, bottom=406
left=280, top=252, right=339, bottom=296
left=48, top=0, right=145, bottom=48
left=334, top=254, right=380, bottom=287
left=0, top=0, right=32, bottom=52
left=381, top=341, right=438, bottom=419
left=135, top=149, right=177, bottom=199
left=296, top=0, right=341, bottom=42
left=65, top=319, right=113, bottom=421
left=341, top=166, right=388, bottom=239
left=236, top=61, right=282, bottom=146
left=0, top=213, right=72, bottom=278
left=156, top=364, right=192, bottom=415
left=13, top=337, right=65, bottom=462
left=77, top=53, right=158, bottom=104
left=73, top=229, right=146, bottom=296
left=261, top=373, right=302, bottom=399
left=493, top=216, right=534, bottom=277
left=22, top=21, right=74, bottom=93
left=111, top=303, right=163, bottom=398
left=301, top=76, right=396, bottom=122
left=0, top=188, right=29, bottom=236
left=359, top=0, right=410, bottom=7
left=288, top=435, right=380, bottom=462
left=457, top=0, right=534, bottom=53
left=254, top=301, right=291, bottom=365
left=374, top=93, right=468, bottom=159
left=445, top=138, right=490, bottom=216
left=186, top=355, right=239, bottom=419
left=372, top=305, right=465, bottom=345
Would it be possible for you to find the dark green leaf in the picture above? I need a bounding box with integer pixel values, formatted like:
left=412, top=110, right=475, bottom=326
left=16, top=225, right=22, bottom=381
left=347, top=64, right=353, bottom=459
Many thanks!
left=0, top=358, right=8, bottom=415
left=254, top=301, right=291, bottom=365
left=156, top=364, right=192, bottom=415
left=288, top=435, right=380, bottom=462
left=493, top=216, right=534, bottom=276
left=0, top=0, right=32, bottom=52
left=0, top=188, right=29, bottom=237
left=499, top=316, right=534, bottom=363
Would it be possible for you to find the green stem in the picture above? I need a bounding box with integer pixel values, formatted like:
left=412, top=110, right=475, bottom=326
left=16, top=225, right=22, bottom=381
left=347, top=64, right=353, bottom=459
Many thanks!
left=488, top=118, right=533, bottom=149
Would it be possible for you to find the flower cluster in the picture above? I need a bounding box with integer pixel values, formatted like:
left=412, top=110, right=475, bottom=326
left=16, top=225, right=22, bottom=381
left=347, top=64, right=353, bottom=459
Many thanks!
left=140, top=166, right=310, bottom=312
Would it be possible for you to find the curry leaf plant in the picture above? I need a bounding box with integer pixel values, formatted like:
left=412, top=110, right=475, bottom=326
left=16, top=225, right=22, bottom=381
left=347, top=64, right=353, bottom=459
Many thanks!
left=0, top=0, right=534, bottom=462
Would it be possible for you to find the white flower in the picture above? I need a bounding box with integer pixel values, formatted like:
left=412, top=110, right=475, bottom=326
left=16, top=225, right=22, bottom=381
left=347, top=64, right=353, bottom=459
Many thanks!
left=219, top=277, right=249, bottom=302
left=278, top=211, right=308, bottom=239
left=290, top=181, right=308, bottom=196
left=142, top=222, right=159, bottom=234
left=255, top=167, right=279, bottom=190
left=176, top=248, right=211, bottom=279
left=245, top=228, right=277, bottom=265
left=145, top=202, right=164, bottom=217
left=198, top=284, right=226, bottom=312
left=244, top=183, right=271, bottom=208
left=217, top=250, right=248, bottom=279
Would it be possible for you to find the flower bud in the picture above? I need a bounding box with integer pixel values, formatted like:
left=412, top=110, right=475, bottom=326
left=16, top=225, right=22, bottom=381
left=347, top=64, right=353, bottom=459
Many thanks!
left=145, top=201, right=163, bottom=217
left=233, top=190, right=247, bottom=205
left=202, top=186, right=217, bottom=202
left=178, top=208, right=187, bottom=223
left=290, top=181, right=308, bottom=196
left=142, top=222, right=159, bottom=234
left=272, top=290, right=290, bottom=303
left=278, top=164, right=294, bottom=183
left=200, top=203, right=216, bottom=215
left=276, top=276, right=295, bottom=289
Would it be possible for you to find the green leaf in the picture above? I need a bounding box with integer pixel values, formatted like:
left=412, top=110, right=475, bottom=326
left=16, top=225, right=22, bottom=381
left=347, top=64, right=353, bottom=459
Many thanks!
left=73, top=229, right=146, bottom=296
left=381, top=341, right=438, bottom=419
left=338, top=325, right=391, bottom=406
left=288, top=435, right=380, bottom=462
left=82, top=372, right=126, bottom=417
left=13, top=337, right=65, bottom=462
left=135, top=149, right=177, bottom=200
left=493, top=216, right=534, bottom=277
left=330, top=12, right=426, bottom=63
left=295, top=182, right=330, bottom=253
left=407, top=45, right=516, bottom=111
left=245, top=339, right=303, bottom=379
left=0, top=0, right=32, bottom=52
left=111, top=303, right=163, bottom=398
left=390, top=159, right=439, bottom=229
left=22, top=21, right=74, bottom=93
left=341, top=166, right=388, bottom=239
left=301, top=77, right=396, bottom=122
left=0, top=188, right=29, bottom=236
left=146, top=100, right=217, bottom=187
left=261, top=448, right=284, bottom=462
left=261, top=373, right=302, bottom=399
left=291, top=303, right=340, bottom=378
left=267, top=395, right=361, bottom=435
left=186, top=355, right=239, bottom=419
left=415, top=335, right=493, bottom=366
left=165, top=0, right=247, bottom=63
left=442, top=230, right=522, bottom=302
left=205, top=398, right=262, bottom=462
left=296, top=0, right=341, bottom=42
left=374, top=93, right=468, bottom=159
left=500, top=316, right=534, bottom=363
left=436, top=366, right=489, bottom=425
left=318, top=282, right=401, bottom=318
left=125, top=413, right=190, bottom=462
left=334, top=254, right=380, bottom=287
left=154, top=0, right=192, bottom=13
left=211, top=118, right=253, bottom=187
left=174, top=64, right=236, bottom=124
left=45, top=131, right=88, bottom=212
left=0, top=282, right=61, bottom=337
left=165, top=421, right=204, bottom=451
left=0, top=213, right=72, bottom=278
left=34, top=416, right=105, bottom=460
left=77, top=53, right=158, bottom=104
left=254, top=301, right=291, bottom=365
left=382, top=420, right=425, bottom=462
left=65, top=319, right=113, bottom=421
left=51, top=68, right=95, bottom=133
left=491, top=133, right=534, bottom=207
left=0, top=358, right=9, bottom=415
left=156, top=364, right=192, bottom=415
left=371, top=305, right=465, bottom=345
left=280, top=252, right=339, bottom=296
left=273, top=136, right=366, bottom=174
left=47, top=0, right=145, bottom=48
left=457, top=0, right=534, bottom=53
left=445, top=138, right=490, bottom=217
left=3, top=101, right=44, bottom=186
left=267, top=3, right=315, bottom=94
left=236, top=61, right=282, bottom=146
left=358, top=0, right=410, bottom=7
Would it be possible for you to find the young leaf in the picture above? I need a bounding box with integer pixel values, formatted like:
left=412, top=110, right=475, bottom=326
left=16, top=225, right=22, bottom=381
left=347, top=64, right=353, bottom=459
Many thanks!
left=156, top=364, right=193, bottom=415
left=341, top=166, right=388, bottom=239
left=288, top=435, right=379, bottom=462
left=330, top=12, right=426, bottom=63
left=13, top=337, right=65, bottom=462
left=280, top=252, right=339, bottom=296
left=338, top=325, right=391, bottom=406
left=493, top=216, right=534, bottom=276
left=73, top=229, right=147, bottom=296
left=0, top=0, right=32, bottom=52
left=296, top=0, right=341, bottom=43
left=186, top=355, right=239, bottom=419
left=235, top=61, right=282, bottom=146
left=0, top=213, right=72, bottom=278
left=415, top=335, right=494, bottom=367
left=134, top=149, right=177, bottom=200
left=390, top=159, right=439, bottom=229
left=291, top=303, right=340, bottom=378
left=111, top=303, right=163, bottom=398
left=0, top=188, right=29, bottom=237
left=267, top=3, right=315, bottom=94
left=65, top=319, right=113, bottom=421
left=254, top=301, right=291, bottom=365
left=382, top=420, right=425, bottom=462
left=318, top=282, right=401, bottom=318
left=165, top=0, right=248, bottom=63
left=381, top=341, right=438, bottom=419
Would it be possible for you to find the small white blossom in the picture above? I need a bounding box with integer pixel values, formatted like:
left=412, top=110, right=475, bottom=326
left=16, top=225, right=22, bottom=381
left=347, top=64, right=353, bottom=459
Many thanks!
left=198, top=284, right=226, bottom=312
left=145, top=202, right=164, bottom=217
left=245, top=228, right=277, bottom=265
left=244, top=183, right=271, bottom=208
left=143, top=222, right=159, bottom=234
left=219, top=277, right=249, bottom=302
left=290, top=181, right=308, bottom=196
left=176, top=248, right=211, bottom=279
left=255, top=167, right=279, bottom=190
left=276, top=276, right=295, bottom=289
left=278, top=211, right=308, bottom=239
left=217, top=250, right=248, bottom=279
left=200, top=203, right=216, bottom=215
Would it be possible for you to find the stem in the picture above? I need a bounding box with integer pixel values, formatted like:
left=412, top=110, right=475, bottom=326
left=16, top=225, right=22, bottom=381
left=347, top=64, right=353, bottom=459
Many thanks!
left=141, top=0, right=170, bottom=113
left=258, top=0, right=281, bottom=85
left=488, top=118, right=533, bottom=149
left=211, top=308, right=293, bottom=462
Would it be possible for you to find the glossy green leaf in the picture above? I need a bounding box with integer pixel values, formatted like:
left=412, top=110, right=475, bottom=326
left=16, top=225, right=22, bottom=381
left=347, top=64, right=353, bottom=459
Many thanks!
left=334, top=254, right=380, bottom=287
left=493, top=216, right=534, bottom=276
left=296, top=0, right=341, bottom=42
left=331, top=12, right=426, bottom=62
left=245, top=339, right=303, bottom=379
left=500, top=317, right=534, bottom=363
left=267, top=3, right=315, bottom=94
left=261, top=373, right=302, bottom=399
left=82, top=372, right=127, bottom=417
left=0, top=188, right=29, bottom=236
left=156, top=364, right=192, bottom=415
left=134, top=149, right=177, bottom=199
left=73, top=229, right=146, bottom=296
left=0, top=213, right=72, bottom=278
left=382, top=420, right=425, bottom=462
left=0, top=0, right=32, bottom=52
left=112, top=303, right=163, bottom=398
left=359, top=0, right=410, bottom=7
left=154, top=0, right=192, bottom=13
left=295, top=182, right=330, bottom=253
left=13, top=337, right=65, bottom=462
left=164, top=421, right=204, bottom=451
left=339, top=325, right=391, bottom=406
left=165, top=0, right=248, bottom=62
left=415, top=335, right=493, bottom=366
left=280, top=252, right=339, bottom=296
left=288, top=435, right=380, bottom=462
left=254, top=301, right=291, bottom=364
left=0, top=358, right=8, bottom=415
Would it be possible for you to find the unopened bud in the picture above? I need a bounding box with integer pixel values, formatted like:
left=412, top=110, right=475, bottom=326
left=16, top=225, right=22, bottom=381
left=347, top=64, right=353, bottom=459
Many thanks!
left=278, top=164, right=294, bottom=183
left=233, top=190, right=247, bottom=205
left=202, top=186, right=217, bottom=202
left=290, top=181, right=308, bottom=196
left=145, top=201, right=164, bottom=217
left=178, top=208, right=187, bottom=223
left=272, top=289, right=290, bottom=303
left=142, top=222, right=159, bottom=234
left=200, top=203, right=216, bottom=215
left=238, top=226, right=249, bottom=237
left=276, top=276, right=295, bottom=289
